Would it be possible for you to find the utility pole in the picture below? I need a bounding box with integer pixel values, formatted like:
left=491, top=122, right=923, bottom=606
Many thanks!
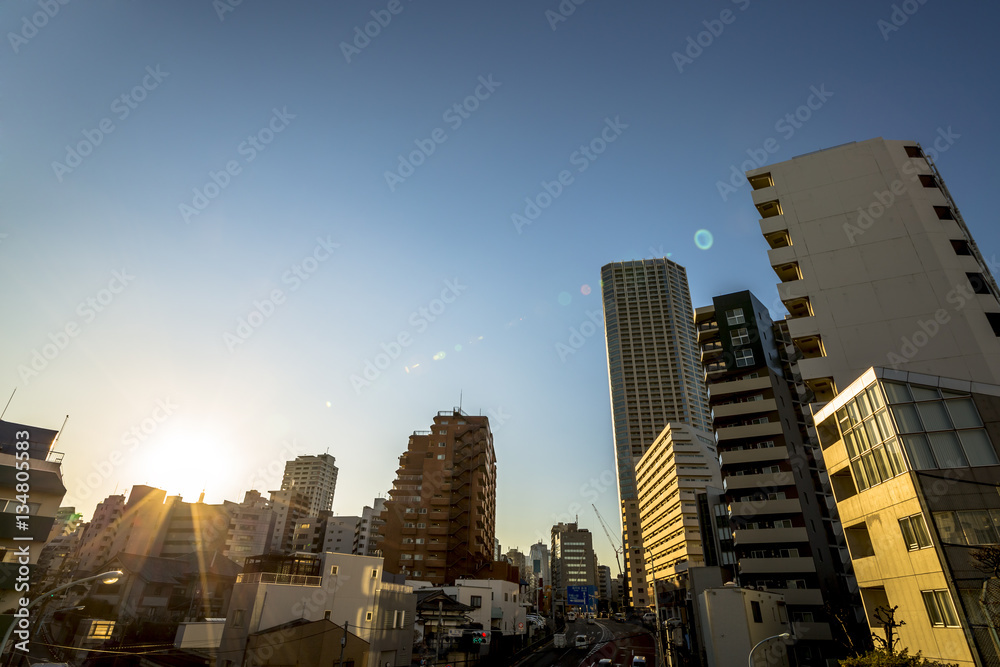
left=338, top=621, right=348, bottom=666
left=436, top=599, right=444, bottom=666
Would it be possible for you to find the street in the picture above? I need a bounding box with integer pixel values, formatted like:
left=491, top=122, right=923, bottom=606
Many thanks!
left=516, top=619, right=657, bottom=667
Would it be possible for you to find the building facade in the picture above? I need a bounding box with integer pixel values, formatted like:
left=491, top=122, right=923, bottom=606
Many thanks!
left=378, top=409, right=497, bottom=585
left=746, top=137, right=1000, bottom=400
left=223, top=490, right=276, bottom=567
left=815, top=368, right=1000, bottom=666
left=278, top=453, right=339, bottom=516
left=550, top=522, right=598, bottom=612
left=354, top=497, right=387, bottom=557
left=601, top=258, right=711, bottom=608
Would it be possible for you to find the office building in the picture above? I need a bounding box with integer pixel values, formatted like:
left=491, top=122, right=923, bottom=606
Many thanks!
left=601, top=258, right=711, bottom=608
left=223, top=490, right=276, bottom=566
left=378, top=409, right=497, bottom=584
left=279, top=453, right=339, bottom=516
left=635, top=423, right=721, bottom=605
left=814, top=368, right=1000, bottom=666
left=550, top=522, right=598, bottom=612
left=325, top=515, right=361, bottom=554
left=746, top=137, right=1000, bottom=400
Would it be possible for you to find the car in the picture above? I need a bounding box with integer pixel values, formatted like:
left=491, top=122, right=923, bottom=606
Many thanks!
left=575, top=634, right=588, bottom=649
left=632, top=657, right=647, bottom=667
left=587, top=615, right=595, bottom=624
left=613, top=612, right=626, bottom=622
left=566, top=612, right=577, bottom=622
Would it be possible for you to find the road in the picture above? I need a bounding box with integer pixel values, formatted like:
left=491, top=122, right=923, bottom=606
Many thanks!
left=517, top=619, right=657, bottom=667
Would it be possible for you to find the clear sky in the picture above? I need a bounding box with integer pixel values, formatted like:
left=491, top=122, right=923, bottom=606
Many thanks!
left=2, top=0, right=999, bottom=571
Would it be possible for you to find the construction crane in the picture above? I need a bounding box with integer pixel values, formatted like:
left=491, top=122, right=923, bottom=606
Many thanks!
left=592, top=504, right=624, bottom=578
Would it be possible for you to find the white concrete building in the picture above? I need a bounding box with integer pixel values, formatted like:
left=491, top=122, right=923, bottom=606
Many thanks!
left=354, top=497, right=387, bottom=557
left=279, top=453, right=339, bottom=516
left=217, top=552, right=414, bottom=667
left=746, top=137, right=1000, bottom=402
left=698, top=584, right=791, bottom=667
left=324, top=515, right=360, bottom=554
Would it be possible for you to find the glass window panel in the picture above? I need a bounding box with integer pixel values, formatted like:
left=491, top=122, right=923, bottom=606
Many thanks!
left=867, top=386, right=886, bottom=411
left=942, top=390, right=969, bottom=399
left=958, top=510, right=997, bottom=545
left=892, top=404, right=923, bottom=434
left=871, top=446, right=893, bottom=481
left=857, top=392, right=872, bottom=419
left=912, top=515, right=932, bottom=548
left=916, top=401, right=952, bottom=431
left=898, top=517, right=917, bottom=550
left=862, top=452, right=883, bottom=485
left=882, top=381, right=912, bottom=403
left=934, top=511, right=965, bottom=544
left=850, top=459, right=869, bottom=491
left=875, top=410, right=896, bottom=441
left=910, top=385, right=941, bottom=401
left=884, top=438, right=907, bottom=476
left=929, top=432, right=969, bottom=468
left=855, top=424, right=872, bottom=454
left=937, top=590, right=960, bottom=627
left=843, top=430, right=859, bottom=459
left=902, top=434, right=937, bottom=470
left=922, top=591, right=944, bottom=626
left=989, top=509, right=1000, bottom=540
left=947, top=398, right=983, bottom=429
left=864, top=418, right=883, bottom=446
left=846, top=402, right=860, bottom=426
left=837, top=408, right=851, bottom=433
left=959, top=430, right=999, bottom=467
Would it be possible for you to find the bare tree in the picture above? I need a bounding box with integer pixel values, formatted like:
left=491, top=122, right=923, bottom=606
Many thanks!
left=972, top=545, right=1000, bottom=578
left=871, top=605, right=905, bottom=655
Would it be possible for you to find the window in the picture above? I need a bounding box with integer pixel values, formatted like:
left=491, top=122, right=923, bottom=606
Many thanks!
left=330, top=566, right=339, bottom=575
left=470, top=595, right=482, bottom=608
left=437, top=454, right=446, bottom=460
left=731, top=327, right=751, bottom=346
left=922, top=589, right=960, bottom=627
left=904, top=145, right=924, bottom=158
left=371, top=568, right=378, bottom=578
left=934, top=206, right=955, bottom=220
left=232, top=610, right=245, bottom=628
left=751, top=601, right=763, bottom=623
left=735, top=349, right=754, bottom=367
left=968, top=273, right=992, bottom=295
left=898, top=514, right=932, bottom=550
left=918, top=174, right=939, bottom=188
left=986, top=313, right=1000, bottom=337
left=725, top=308, right=745, bottom=326
left=88, top=621, right=115, bottom=638
left=366, top=611, right=373, bottom=621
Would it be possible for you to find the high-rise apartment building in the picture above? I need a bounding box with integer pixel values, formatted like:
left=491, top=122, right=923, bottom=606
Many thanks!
left=223, top=490, right=276, bottom=566
left=76, top=494, right=125, bottom=574
left=354, top=497, right=386, bottom=557
left=601, top=258, right=711, bottom=608
left=378, top=409, right=496, bottom=585
left=279, top=453, right=339, bottom=516
left=634, top=423, right=721, bottom=603
left=696, top=291, right=859, bottom=664
left=550, top=522, right=598, bottom=612
left=746, top=137, right=1000, bottom=399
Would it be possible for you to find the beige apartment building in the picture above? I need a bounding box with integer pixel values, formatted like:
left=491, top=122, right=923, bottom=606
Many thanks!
left=746, top=137, right=1000, bottom=401
left=601, top=258, right=712, bottom=609
left=635, top=423, right=721, bottom=603
left=814, top=368, right=1000, bottom=665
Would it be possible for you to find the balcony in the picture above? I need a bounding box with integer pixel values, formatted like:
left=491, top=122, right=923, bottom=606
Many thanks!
left=767, top=588, right=824, bottom=606
left=767, top=244, right=797, bottom=268
left=772, top=261, right=802, bottom=283
left=712, top=398, right=778, bottom=419
left=723, top=470, right=794, bottom=491
left=751, top=185, right=777, bottom=206
left=758, top=214, right=788, bottom=237
left=763, top=229, right=792, bottom=250
left=696, top=321, right=719, bottom=344
left=700, top=341, right=724, bottom=363
left=719, top=445, right=789, bottom=466
left=786, top=315, right=819, bottom=340
left=783, top=296, right=813, bottom=320
left=715, top=421, right=784, bottom=442
left=739, top=557, right=817, bottom=574
left=729, top=498, right=802, bottom=517
left=236, top=572, right=322, bottom=587
left=733, top=527, right=809, bottom=545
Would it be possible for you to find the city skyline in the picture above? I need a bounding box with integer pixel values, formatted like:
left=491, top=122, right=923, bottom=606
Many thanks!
left=2, top=0, right=999, bottom=574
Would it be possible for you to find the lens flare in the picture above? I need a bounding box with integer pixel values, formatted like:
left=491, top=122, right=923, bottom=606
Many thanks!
left=694, top=229, right=714, bottom=250
left=433, top=351, right=446, bottom=361
left=558, top=292, right=572, bottom=306
left=581, top=285, right=591, bottom=295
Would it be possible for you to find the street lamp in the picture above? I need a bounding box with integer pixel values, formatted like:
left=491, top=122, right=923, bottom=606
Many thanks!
left=1, top=570, right=123, bottom=664
left=747, top=632, right=791, bottom=667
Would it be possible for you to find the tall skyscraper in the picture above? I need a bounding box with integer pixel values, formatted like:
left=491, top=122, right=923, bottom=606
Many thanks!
left=601, top=258, right=711, bottom=608
left=377, top=409, right=496, bottom=585
left=279, top=453, right=339, bottom=516
left=746, top=137, right=1000, bottom=398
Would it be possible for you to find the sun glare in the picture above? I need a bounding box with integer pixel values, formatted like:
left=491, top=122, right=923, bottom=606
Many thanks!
left=137, top=428, right=233, bottom=503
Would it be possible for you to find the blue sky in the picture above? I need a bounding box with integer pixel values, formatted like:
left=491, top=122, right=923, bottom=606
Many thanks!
left=2, top=0, right=999, bottom=569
